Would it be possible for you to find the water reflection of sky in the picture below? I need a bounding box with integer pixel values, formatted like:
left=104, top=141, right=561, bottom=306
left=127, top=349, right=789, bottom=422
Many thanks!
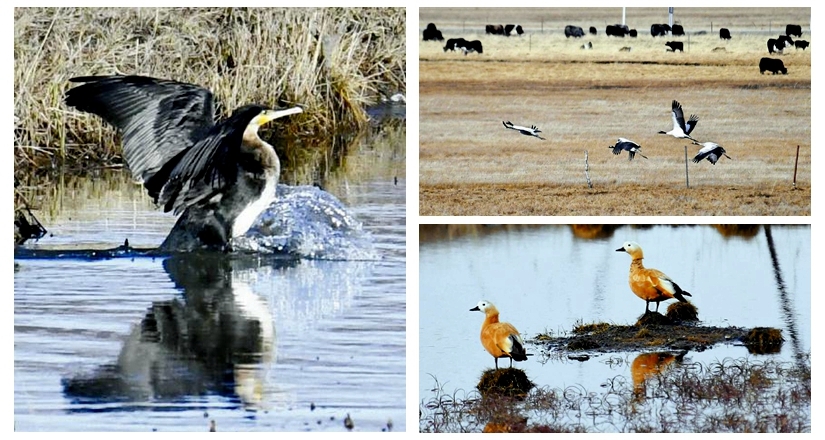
left=419, top=225, right=810, bottom=402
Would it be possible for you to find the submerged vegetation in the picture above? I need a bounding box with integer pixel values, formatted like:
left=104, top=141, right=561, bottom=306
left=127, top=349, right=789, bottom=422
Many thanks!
left=14, top=7, right=405, bottom=177
left=421, top=355, right=811, bottom=433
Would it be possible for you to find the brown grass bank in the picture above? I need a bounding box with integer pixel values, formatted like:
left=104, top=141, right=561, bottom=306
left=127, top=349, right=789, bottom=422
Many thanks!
left=419, top=7, right=810, bottom=216
left=14, top=7, right=406, bottom=177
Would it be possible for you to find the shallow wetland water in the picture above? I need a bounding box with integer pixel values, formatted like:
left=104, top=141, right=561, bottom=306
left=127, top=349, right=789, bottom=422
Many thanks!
left=14, top=125, right=406, bottom=432
left=419, top=224, right=810, bottom=432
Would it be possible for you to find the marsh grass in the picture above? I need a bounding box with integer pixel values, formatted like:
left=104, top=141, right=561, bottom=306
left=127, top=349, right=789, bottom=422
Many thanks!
left=419, top=7, right=809, bottom=216
left=16, top=120, right=405, bottom=229
left=420, top=355, right=811, bottom=432
left=14, top=7, right=405, bottom=177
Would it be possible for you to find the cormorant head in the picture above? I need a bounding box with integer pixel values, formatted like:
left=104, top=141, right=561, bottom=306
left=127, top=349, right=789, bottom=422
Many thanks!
left=233, top=104, right=303, bottom=134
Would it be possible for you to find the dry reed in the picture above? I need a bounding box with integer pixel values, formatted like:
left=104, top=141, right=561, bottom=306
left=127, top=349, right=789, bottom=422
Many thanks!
left=14, top=7, right=405, bottom=177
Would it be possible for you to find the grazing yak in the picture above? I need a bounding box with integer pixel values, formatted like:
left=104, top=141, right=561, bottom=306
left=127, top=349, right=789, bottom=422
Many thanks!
left=768, top=35, right=794, bottom=53
left=672, top=24, right=685, bottom=36
left=444, top=38, right=482, bottom=55
left=665, top=41, right=684, bottom=52
left=443, top=38, right=468, bottom=52
left=423, top=23, right=444, bottom=41
left=606, top=24, right=629, bottom=37
left=486, top=24, right=505, bottom=35
left=759, top=57, right=787, bottom=74
left=795, top=40, right=809, bottom=50
left=651, top=23, right=671, bottom=37
left=786, top=24, right=802, bottom=37
left=589, top=26, right=597, bottom=35
left=629, top=29, right=638, bottom=37
left=720, top=28, right=732, bottom=40
left=505, top=24, right=524, bottom=36
left=466, top=40, right=483, bottom=54
left=565, top=25, right=585, bottom=38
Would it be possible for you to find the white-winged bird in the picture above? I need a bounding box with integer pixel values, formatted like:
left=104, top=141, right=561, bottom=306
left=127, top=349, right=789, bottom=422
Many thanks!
left=609, top=138, right=648, bottom=161
left=503, top=121, right=546, bottom=140
left=65, top=75, right=303, bottom=252
left=658, top=100, right=699, bottom=141
left=692, top=141, right=732, bottom=165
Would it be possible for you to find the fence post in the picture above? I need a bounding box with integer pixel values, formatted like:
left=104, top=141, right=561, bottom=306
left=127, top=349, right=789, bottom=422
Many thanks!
left=793, top=145, right=800, bottom=188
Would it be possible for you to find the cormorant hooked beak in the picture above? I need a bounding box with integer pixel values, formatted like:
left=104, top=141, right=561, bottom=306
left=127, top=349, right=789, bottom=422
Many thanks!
left=254, top=106, right=303, bottom=127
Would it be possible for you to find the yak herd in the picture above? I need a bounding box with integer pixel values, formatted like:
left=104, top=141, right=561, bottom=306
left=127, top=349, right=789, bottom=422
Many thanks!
left=424, top=20, right=808, bottom=75
left=421, top=22, right=526, bottom=56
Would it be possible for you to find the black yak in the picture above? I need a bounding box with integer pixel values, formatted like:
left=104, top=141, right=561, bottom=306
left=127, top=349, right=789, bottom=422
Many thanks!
left=665, top=41, right=684, bottom=52
left=759, top=57, right=787, bottom=74
left=423, top=23, right=443, bottom=41
left=786, top=24, right=802, bottom=37
left=565, top=25, right=585, bottom=38
left=719, top=28, right=731, bottom=40
left=672, top=24, right=685, bottom=36
left=443, top=38, right=468, bottom=52
left=651, top=23, right=671, bottom=37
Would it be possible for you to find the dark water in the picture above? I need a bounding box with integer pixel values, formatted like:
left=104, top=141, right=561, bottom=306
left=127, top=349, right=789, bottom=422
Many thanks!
left=419, top=224, right=810, bottom=432
left=14, top=128, right=406, bottom=432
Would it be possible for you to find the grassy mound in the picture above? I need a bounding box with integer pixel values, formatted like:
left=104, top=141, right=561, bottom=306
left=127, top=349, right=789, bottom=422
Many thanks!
left=477, top=368, right=534, bottom=399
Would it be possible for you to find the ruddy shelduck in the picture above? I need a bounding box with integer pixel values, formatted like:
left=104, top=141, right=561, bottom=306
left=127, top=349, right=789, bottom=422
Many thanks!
left=470, top=300, right=528, bottom=369
left=616, top=242, right=692, bottom=313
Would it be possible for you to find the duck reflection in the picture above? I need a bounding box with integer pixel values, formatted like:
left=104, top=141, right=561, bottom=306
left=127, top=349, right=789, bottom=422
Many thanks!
left=631, top=351, right=687, bottom=401
left=570, top=225, right=618, bottom=240
left=713, top=224, right=761, bottom=238
left=62, top=253, right=294, bottom=411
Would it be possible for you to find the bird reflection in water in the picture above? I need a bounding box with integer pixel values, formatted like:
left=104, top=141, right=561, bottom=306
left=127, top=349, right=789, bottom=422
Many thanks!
left=630, top=351, right=688, bottom=402
left=61, top=252, right=292, bottom=411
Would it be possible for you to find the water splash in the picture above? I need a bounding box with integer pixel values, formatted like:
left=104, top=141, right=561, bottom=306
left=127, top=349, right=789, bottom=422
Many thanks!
left=232, top=185, right=379, bottom=261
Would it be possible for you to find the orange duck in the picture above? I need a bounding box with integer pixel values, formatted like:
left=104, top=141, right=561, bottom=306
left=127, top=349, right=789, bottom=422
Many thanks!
left=616, top=241, right=692, bottom=314
left=470, top=300, right=528, bottom=369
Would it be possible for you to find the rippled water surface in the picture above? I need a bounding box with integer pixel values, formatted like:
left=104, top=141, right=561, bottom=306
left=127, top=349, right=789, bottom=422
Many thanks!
left=419, top=224, right=810, bottom=432
left=15, top=127, right=406, bottom=432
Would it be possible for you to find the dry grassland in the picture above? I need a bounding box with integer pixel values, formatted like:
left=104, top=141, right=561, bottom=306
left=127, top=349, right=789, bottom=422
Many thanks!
left=419, top=8, right=811, bottom=216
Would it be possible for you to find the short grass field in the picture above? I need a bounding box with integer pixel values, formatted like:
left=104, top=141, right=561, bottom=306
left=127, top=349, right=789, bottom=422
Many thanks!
left=419, top=7, right=811, bottom=216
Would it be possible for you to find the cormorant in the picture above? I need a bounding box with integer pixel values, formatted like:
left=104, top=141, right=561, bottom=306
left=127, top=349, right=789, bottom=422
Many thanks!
left=64, top=75, right=302, bottom=251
